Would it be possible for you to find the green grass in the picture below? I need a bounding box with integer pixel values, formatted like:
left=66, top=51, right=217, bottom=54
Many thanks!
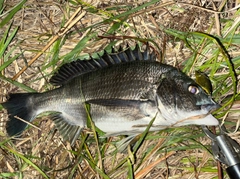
left=0, top=0, right=239, bottom=178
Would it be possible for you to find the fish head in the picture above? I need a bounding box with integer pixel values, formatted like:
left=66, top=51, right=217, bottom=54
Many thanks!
left=155, top=70, right=220, bottom=127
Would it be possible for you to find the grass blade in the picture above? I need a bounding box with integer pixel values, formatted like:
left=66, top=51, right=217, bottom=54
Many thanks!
left=0, top=0, right=27, bottom=28
left=1, top=145, right=49, bottom=179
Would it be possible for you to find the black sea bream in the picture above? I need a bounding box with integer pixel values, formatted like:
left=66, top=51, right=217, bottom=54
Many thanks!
left=2, top=45, right=219, bottom=144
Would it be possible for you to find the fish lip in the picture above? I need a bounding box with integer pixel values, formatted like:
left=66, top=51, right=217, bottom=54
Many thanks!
left=201, top=103, right=221, bottom=112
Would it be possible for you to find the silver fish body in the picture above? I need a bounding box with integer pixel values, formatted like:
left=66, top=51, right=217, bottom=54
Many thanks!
left=2, top=45, right=219, bottom=144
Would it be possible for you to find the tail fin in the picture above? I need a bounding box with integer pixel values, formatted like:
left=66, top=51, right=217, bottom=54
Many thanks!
left=2, top=93, right=37, bottom=136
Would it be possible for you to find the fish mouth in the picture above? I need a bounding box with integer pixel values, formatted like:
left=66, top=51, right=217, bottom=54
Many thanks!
left=201, top=103, right=221, bottom=113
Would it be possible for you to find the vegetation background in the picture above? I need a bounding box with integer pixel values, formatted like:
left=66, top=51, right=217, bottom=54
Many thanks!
left=0, top=0, right=239, bottom=178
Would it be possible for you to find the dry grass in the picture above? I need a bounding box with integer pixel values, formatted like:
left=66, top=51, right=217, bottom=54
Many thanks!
left=0, top=0, right=240, bottom=178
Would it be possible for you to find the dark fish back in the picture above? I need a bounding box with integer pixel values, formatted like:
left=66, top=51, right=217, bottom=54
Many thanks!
left=75, top=61, right=172, bottom=101
left=51, top=45, right=175, bottom=102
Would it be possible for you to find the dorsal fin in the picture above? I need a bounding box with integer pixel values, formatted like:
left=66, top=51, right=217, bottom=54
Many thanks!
left=49, top=44, right=157, bottom=86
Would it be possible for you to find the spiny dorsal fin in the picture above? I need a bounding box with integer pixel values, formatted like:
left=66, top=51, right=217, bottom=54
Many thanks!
left=49, top=44, right=157, bottom=86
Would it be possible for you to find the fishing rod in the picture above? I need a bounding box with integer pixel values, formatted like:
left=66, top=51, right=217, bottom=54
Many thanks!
left=202, top=125, right=240, bottom=179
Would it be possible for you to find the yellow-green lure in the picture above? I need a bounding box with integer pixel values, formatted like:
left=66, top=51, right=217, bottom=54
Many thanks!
left=195, top=70, right=213, bottom=95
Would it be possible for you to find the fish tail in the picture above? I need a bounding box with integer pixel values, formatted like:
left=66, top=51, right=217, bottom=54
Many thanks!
left=2, top=93, right=38, bottom=136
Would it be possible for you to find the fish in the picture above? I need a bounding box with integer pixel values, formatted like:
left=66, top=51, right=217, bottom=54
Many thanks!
left=1, top=45, right=220, bottom=145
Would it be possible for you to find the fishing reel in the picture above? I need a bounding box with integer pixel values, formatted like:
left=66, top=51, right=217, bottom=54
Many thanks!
left=202, top=125, right=240, bottom=179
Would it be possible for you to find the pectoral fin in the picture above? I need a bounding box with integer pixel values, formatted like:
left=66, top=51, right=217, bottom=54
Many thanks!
left=87, top=99, right=143, bottom=107
left=87, top=99, right=157, bottom=121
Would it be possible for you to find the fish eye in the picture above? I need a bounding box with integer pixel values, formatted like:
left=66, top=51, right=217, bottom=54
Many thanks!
left=188, top=85, right=199, bottom=94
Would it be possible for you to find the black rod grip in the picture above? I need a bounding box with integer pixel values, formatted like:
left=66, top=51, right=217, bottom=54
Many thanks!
left=226, top=163, right=240, bottom=179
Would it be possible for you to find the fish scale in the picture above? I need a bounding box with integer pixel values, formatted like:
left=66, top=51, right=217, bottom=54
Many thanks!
left=1, top=45, right=220, bottom=145
left=79, top=61, right=166, bottom=101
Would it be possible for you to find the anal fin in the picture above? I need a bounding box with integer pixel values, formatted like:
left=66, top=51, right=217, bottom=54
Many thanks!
left=50, top=113, right=83, bottom=145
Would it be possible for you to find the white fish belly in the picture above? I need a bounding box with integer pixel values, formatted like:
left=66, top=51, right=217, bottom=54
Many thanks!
left=94, top=116, right=154, bottom=136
